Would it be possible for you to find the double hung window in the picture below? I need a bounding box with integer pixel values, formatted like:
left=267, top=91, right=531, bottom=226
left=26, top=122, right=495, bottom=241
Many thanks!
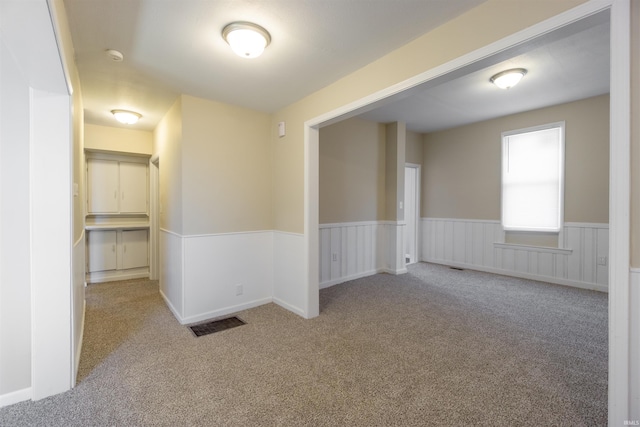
left=501, top=122, right=565, bottom=232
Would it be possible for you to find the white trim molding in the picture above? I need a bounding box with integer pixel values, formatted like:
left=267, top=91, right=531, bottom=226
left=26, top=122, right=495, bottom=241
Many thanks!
left=608, top=0, right=631, bottom=423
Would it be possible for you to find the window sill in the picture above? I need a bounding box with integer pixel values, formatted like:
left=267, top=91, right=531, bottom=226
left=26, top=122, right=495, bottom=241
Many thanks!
left=493, top=242, right=573, bottom=255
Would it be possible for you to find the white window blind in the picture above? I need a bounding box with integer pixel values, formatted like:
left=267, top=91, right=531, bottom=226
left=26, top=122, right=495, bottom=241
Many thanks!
left=501, top=123, right=564, bottom=232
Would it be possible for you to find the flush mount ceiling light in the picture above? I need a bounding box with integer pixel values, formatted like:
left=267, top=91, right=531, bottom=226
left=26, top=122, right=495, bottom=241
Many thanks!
left=111, top=109, right=141, bottom=125
left=490, top=68, right=527, bottom=89
left=105, top=49, right=124, bottom=62
left=222, top=22, right=271, bottom=58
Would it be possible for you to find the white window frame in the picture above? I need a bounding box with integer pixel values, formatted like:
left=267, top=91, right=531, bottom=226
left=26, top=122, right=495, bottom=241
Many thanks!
left=501, top=121, right=565, bottom=233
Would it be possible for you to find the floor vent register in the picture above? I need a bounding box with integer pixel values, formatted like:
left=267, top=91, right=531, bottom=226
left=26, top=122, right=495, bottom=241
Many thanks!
left=189, top=316, right=246, bottom=337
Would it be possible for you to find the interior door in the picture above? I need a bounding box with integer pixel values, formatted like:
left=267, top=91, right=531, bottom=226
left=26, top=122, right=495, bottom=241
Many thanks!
left=404, top=165, right=420, bottom=264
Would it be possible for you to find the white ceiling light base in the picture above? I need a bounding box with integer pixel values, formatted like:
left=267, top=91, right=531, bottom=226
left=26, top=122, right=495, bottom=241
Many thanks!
left=111, top=109, right=141, bottom=124
left=222, top=22, right=271, bottom=58
left=105, top=49, right=124, bottom=62
left=490, top=68, right=527, bottom=89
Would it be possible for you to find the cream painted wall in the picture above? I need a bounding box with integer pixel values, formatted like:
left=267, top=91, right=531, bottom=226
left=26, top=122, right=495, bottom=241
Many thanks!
left=85, top=123, right=152, bottom=156
left=181, top=95, right=272, bottom=235
left=405, top=130, right=423, bottom=166
left=422, top=95, right=609, bottom=224
left=50, top=0, right=86, bottom=243
left=319, top=117, right=385, bottom=224
left=154, top=97, right=183, bottom=234
left=272, top=0, right=587, bottom=234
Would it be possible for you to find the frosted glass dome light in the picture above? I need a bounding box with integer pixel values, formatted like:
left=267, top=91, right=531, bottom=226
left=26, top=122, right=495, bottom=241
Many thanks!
left=222, top=22, right=271, bottom=58
left=490, top=68, right=527, bottom=89
left=111, top=109, right=141, bottom=124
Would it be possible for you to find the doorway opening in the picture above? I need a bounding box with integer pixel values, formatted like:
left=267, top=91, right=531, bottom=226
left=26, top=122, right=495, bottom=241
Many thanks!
left=304, top=2, right=630, bottom=422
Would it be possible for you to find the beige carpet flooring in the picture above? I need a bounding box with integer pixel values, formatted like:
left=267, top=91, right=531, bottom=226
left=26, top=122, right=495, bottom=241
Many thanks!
left=0, top=263, right=607, bottom=426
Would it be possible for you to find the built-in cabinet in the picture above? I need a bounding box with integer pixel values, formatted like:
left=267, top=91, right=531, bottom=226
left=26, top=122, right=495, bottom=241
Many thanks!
left=85, top=152, right=150, bottom=283
left=87, top=158, right=148, bottom=214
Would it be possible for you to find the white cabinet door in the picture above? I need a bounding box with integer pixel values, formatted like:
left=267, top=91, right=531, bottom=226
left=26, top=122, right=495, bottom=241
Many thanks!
left=119, top=162, right=147, bottom=214
left=88, top=230, right=117, bottom=272
left=87, top=159, right=119, bottom=213
left=122, top=229, right=148, bottom=269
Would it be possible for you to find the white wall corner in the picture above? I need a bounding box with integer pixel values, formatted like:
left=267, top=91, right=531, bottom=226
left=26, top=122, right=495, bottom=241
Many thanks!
left=273, top=231, right=307, bottom=318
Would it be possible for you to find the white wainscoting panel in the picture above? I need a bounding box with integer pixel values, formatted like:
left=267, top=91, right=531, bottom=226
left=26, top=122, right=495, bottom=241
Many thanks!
left=159, top=229, right=184, bottom=320
left=421, top=218, right=608, bottom=292
left=182, top=231, right=273, bottom=324
left=159, top=229, right=310, bottom=324
left=319, top=221, right=407, bottom=289
left=382, top=222, right=407, bottom=275
left=563, top=223, right=609, bottom=287
left=319, top=222, right=380, bottom=288
left=273, top=231, right=306, bottom=317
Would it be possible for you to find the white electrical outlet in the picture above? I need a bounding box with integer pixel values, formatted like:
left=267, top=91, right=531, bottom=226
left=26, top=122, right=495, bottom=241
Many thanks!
left=332, top=253, right=337, bottom=262
left=597, top=256, right=607, bottom=266
left=235, top=284, right=243, bottom=296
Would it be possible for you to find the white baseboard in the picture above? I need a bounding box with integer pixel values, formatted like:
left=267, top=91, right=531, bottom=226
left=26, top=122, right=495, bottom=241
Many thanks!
left=273, top=297, right=305, bottom=317
left=74, top=299, right=86, bottom=382
left=87, top=268, right=149, bottom=284
left=381, top=267, right=408, bottom=275
left=320, top=269, right=382, bottom=289
left=180, top=297, right=273, bottom=325
left=0, top=387, right=31, bottom=408
left=159, top=288, right=183, bottom=323
left=425, top=259, right=608, bottom=293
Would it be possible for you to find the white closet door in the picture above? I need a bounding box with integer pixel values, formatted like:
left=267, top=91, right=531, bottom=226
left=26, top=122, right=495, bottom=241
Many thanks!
left=87, top=230, right=117, bottom=272
left=119, top=162, right=147, bottom=214
left=122, top=229, right=148, bottom=269
left=87, top=159, right=119, bottom=213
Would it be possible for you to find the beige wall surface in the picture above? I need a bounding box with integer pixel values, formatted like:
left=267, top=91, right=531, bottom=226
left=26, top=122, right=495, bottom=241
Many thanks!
left=153, top=97, right=183, bottom=234
left=422, top=95, right=609, bottom=223
left=181, top=95, right=272, bottom=235
left=272, top=0, right=587, bottom=233
left=319, top=117, right=386, bottom=224
left=405, top=130, right=424, bottom=166
left=85, top=123, right=153, bottom=155
left=385, top=122, right=406, bottom=221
